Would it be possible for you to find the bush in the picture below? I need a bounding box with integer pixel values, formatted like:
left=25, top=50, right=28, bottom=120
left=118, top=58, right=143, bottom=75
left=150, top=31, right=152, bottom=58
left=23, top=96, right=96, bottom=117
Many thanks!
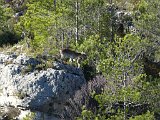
left=63, top=75, right=106, bottom=120
left=0, top=31, right=20, bottom=46
left=129, top=111, right=155, bottom=120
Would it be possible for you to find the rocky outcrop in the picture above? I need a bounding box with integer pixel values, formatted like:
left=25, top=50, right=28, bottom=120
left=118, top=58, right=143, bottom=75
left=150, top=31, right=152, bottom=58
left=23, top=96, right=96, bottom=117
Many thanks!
left=0, top=53, right=86, bottom=120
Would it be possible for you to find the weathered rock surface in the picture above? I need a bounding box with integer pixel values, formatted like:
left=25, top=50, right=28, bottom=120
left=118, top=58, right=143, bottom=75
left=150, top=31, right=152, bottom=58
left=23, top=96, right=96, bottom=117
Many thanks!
left=0, top=53, right=86, bottom=120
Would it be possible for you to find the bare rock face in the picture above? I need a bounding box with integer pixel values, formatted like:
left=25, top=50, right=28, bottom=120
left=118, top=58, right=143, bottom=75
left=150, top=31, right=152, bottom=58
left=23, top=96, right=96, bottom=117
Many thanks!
left=0, top=53, right=86, bottom=120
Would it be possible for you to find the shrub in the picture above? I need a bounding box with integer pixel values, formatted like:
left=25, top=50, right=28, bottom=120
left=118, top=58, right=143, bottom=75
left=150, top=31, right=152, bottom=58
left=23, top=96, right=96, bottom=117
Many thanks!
left=63, top=75, right=106, bottom=120
left=0, top=31, right=20, bottom=46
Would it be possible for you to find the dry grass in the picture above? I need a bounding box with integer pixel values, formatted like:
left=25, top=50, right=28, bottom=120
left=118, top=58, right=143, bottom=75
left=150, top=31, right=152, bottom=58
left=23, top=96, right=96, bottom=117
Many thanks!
left=0, top=44, right=13, bottom=53
left=0, top=41, right=35, bottom=57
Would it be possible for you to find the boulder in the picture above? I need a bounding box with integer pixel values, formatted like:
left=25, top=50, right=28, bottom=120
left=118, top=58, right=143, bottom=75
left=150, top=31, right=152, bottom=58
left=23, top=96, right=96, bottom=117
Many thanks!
left=0, top=53, right=86, bottom=119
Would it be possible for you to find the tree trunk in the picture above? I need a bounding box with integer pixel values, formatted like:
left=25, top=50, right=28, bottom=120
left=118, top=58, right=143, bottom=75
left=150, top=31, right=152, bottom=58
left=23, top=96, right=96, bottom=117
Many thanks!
left=75, top=0, right=79, bottom=46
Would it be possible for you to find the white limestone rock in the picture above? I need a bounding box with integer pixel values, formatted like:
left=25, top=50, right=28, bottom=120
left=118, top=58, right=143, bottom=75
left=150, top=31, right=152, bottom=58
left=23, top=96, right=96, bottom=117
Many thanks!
left=0, top=53, right=86, bottom=119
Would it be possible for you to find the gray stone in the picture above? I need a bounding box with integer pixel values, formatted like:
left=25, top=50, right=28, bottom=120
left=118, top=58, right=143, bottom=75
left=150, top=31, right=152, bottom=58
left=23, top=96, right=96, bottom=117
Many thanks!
left=0, top=53, right=86, bottom=119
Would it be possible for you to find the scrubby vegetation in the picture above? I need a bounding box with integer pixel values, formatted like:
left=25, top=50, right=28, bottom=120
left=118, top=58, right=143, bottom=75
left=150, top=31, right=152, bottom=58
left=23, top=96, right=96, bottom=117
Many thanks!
left=0, top=0, right=159, bottom=119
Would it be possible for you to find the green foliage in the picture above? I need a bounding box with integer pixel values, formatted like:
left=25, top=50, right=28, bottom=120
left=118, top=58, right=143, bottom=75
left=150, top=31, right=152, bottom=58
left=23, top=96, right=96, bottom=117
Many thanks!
left=35, top=63, right=46, bottom=71
left=14, top=0, right=114, bottom=54
left=0, top=0, right=21, bottom=46
left=23, top=112, right=36, bottom=120
left=76, top=1, right=160, bottom=117
left=78, top=32, right=151, bottom=119
left=138, top=0, right=148, bottom=13
left=35, top=60, right=53, bottom=71
left=77, top=106, right=103, bottom=120
left=0, top=0, right=6, bottom=29
left=129, top=111, right=155, bottom=120
left=0, top=31, right=20, bottom=46
left=75, top=0, right=160, bottom=119
left=78, top=34, right=106, bottom=65
left=0, top=0, right=159, bottom=119
left=15, top=0, right=58, bottom=53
